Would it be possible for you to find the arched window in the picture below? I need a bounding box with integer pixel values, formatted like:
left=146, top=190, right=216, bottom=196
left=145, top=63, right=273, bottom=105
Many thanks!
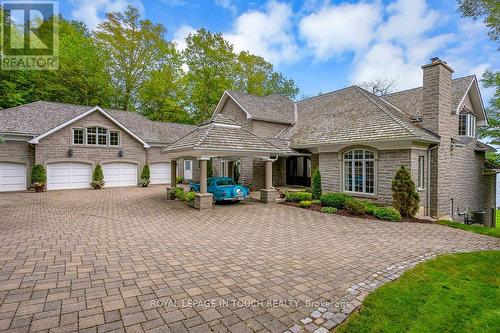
left=343, top=149, right=375, bottom=194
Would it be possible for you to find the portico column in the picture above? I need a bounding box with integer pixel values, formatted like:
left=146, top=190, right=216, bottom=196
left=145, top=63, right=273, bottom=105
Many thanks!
left=260, top=158, right=277, bottom=204
left=200, top=159, right=208, bottom=194
left=194, top=158, right=213, bottom=210
left=265, top=159, right=273, bottom=190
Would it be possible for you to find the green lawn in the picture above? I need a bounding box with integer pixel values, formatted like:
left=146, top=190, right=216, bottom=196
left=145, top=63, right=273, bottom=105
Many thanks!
left=437, top=219, right=500, bottom=238
left=335, top=251, right=500, bottom=333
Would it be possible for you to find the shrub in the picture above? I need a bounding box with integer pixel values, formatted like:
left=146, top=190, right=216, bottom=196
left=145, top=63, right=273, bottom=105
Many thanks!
left=298, top=200, right=312, bottom=208
left=286, top=191, right=312, bottom=202
left=311, top=168, right=322, bottom=200
left=373, top=207, right=402, bottom=221
left=358, top=200, right=378, bottom=215
left=176, top=176, right=184, bottom=184
left=344, top=198, right=367, bottom=215
left=31, top=164, right=46, bottom=184
left=320, top=192, right=351, bottom=208
left=320, top=207, right=337, bottom=214
left=90, top=164, right=105, bottom=189
left=184, top=191, right=195, bottom=203
left=139, top=178, right=150, bottom=187
left=392, top=165, right=420, bottom=217
left=311, top=199, right=321, bottom=205
left=141, top=164, right=150, bottom=180
left=171, top=187, right=186, bottom=200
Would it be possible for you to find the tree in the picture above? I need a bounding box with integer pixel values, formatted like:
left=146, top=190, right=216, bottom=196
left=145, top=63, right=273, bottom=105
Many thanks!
left=91, top=164, right=105, bottom=189
left=311, top=168, right=322, bottom=200
left=479, top=69, right=500, bottom=145
left=458, top=0, right=500, bottom=42
left=392, top=165, right=420, bottom=217
left=95, top=6, right=170, bottom=110
left=359, top=79, right=395, bottom=96
left=138, top=47, right=191, bottom=123
left=183, top=29, right=237, bottom=122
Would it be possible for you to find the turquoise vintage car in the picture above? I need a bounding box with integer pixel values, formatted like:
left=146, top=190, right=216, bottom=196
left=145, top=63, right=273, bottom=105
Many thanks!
left=190, top=177, right=250, bottom=202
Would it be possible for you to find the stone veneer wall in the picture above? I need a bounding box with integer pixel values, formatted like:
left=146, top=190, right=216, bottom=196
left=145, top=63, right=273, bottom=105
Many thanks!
left=319, top=149, right=412, bottom=205
left=34, top=112, right=146, bottom=171
left=272, top=157, right=287, bottom=187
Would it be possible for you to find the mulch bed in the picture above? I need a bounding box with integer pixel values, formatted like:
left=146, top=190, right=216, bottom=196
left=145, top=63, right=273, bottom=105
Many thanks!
left=279, top=201, right=433, bottom=224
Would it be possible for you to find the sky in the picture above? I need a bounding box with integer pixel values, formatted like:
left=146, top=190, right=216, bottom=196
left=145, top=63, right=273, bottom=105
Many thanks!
left=60, top=0, right=498, bottom=101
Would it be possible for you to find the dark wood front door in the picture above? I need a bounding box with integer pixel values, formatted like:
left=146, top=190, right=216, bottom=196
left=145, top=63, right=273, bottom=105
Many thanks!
left=286, top=157, right=311, bottom=187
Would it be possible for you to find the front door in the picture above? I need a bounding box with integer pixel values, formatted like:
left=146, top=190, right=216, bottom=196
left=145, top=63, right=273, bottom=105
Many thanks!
left=184, top=160, right=193, bottom=180
left=286, top=157, right=311, bottom=186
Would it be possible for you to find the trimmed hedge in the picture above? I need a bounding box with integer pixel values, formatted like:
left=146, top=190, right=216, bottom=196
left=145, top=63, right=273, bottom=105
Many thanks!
left=320, top=192, right=351, bottom=208
left=358, top=199, right=378, bottom=215
left=298, top=200, right=312, bottom=208
left=373, top=207, right=402, bottom=221
left=320, top=207, right=337, bottom=214
left=311, top=199, right=321, bottom=205
left=31, top=164, right=46, bottom=184
left=344, top=198, right=366, bottom=215
left=286, top=191, right=312, bottom=202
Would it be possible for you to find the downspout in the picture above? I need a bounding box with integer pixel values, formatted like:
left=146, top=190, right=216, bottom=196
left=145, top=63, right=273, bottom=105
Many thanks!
left=427, top=144, right=438, bottom=216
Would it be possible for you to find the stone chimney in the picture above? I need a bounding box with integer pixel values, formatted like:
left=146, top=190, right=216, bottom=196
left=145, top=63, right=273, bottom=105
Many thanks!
left=421, top=57, right=454, bottom=218
left=421, top=57, right=454, bottom=135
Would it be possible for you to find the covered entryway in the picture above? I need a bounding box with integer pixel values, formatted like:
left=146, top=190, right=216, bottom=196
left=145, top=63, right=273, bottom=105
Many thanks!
left=47, top=162, right=92, bottom=190
left=286, top=156, right=311, bottom=187
left=162, top=114, right=284, bottom=209
left=0, top=162, right=27, bottom=192
left=150, top=162, right=171, bottom=185
left=103, top=162, right=138, bottom=187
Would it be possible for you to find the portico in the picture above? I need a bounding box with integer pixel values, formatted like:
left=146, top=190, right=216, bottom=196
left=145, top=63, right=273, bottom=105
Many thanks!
left=162, top=114, right=283, bottom=209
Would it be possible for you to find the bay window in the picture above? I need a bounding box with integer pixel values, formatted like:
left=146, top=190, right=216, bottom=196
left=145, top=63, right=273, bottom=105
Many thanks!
left=343, top=149, right=375, bottom=195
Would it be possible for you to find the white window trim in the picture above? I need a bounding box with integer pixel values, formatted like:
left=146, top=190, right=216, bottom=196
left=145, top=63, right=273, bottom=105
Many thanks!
left=459, top=113, right=476, bottom=138
left=72, top=128, right=85, bottom=145
left=342, top=149, right=376, bottom=196
left=417, top=156, right=425, bottom=190
left=109, top=131, right=120, bottom=147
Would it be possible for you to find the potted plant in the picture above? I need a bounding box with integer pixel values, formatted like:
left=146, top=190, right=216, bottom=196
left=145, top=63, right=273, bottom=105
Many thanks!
left=31, top=164, right=46, bottom=192
left=140, top=164, right=150, bottom=187
left=176, top=176, right=184, bottom=184
left=90, top=164, right=105, bottom=189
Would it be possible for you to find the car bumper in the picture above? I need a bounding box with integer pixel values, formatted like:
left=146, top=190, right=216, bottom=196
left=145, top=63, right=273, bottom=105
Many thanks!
left=219, top=195, right=249, bottom=201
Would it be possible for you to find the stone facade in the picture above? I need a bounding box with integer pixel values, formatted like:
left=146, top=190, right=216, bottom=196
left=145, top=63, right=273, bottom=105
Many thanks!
left=194, top=193, right=213, bottom=210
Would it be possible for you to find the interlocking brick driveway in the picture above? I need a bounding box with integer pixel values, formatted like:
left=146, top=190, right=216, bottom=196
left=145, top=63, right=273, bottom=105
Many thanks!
left=0, top=187, right=498, bottom=333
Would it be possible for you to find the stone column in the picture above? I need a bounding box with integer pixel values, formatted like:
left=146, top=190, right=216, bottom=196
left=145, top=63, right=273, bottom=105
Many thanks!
left=260, top=158, right=278, bottom=204
left=167, top=159, right=177, bottom=200
left=194, top=158, right=213, bottom=209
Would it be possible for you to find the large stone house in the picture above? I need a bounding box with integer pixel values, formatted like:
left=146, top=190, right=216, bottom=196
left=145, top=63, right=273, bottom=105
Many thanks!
left=0, top=58, right=496, bottom=220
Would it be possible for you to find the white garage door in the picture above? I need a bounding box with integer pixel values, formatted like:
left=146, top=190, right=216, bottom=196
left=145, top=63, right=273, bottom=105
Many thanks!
left=0, top=162, right=27, bottom=192
left=103, top=163, right=137, bottom=187
left=47, top=162, right=92, bottom=190
left=150, top=163, right=171, bottom=185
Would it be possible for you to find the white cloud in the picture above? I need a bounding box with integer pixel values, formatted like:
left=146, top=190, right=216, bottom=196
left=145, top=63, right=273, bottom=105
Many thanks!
left=224, top=1, right=299, bottom=65
left=215, top=0, right=237, bottom=15
left=172, top=24, right=197, bottom=51
left=299, top=2, right=382, bottom=60
left=69, top=0, right=144, bottom=30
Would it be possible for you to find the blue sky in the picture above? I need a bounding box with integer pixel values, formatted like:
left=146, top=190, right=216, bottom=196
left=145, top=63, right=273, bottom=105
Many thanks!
left=61, top=0, right=498, bottom=100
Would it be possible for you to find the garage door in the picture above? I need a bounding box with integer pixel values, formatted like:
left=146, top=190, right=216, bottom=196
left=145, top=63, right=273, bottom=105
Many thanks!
left=103, top=163, right=137, bottom=187
left=0, top=162, right=27, bottom=192
left=150, top=163, right=171, bottom=184
left=47, top=162, right=92, bottom=190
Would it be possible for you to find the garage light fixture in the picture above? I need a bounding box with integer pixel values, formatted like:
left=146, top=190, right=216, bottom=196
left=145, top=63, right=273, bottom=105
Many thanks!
left=67, top=149, right=73, bottom=157
left=119, top=150, right=124, bottom=157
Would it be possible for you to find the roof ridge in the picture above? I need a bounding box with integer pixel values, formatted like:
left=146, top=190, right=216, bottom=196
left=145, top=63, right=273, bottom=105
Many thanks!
left=354, top=86, right=416, bottom=137
left=297, top=85, right=357, bottom=103
left=383, top=74, right=475, bottom=97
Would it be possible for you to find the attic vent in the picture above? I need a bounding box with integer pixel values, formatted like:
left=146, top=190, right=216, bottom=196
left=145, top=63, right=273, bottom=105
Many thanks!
left=410, top=116, right=423, bottom=122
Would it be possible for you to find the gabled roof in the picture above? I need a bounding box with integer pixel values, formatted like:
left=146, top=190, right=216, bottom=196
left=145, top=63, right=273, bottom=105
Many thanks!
left=214, top=90, right=295, bottom=124
left=289, top=86, right=439, bottom=147
left=381, top=76, right=485, bottom=122
left=163, top=114, right=283, bottom=154
left=0, top=101, right=196, bottom=144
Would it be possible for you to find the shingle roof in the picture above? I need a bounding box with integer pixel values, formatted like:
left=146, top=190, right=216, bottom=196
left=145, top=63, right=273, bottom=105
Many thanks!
left=289, top=86, right=439, bottom=147
left=163, top=117, right=283, bottom=154
left=200, top=113, right=240, bottom=126
left=0, top=101, right=196, bottom=144
left=226, top=90, right=295, bottom=124
left=381, top=76, right=475, bottom=116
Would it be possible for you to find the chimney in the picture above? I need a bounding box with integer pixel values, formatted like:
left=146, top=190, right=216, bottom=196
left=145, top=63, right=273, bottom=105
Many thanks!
left=421, top=57, right=454, bottom=135
left=293, top=103, right=298, bottom=124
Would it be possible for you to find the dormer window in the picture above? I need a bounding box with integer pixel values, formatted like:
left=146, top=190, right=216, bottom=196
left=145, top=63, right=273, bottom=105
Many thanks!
left=459, top=114, right=476, bottom=137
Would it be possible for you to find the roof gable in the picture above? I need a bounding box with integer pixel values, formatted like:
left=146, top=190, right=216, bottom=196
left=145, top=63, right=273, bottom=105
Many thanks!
left=28, top=106, right=151, bottom=148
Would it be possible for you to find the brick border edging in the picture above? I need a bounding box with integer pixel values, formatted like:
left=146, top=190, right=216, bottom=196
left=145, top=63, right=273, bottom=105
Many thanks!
left=285, top=246, right=500, bottom=333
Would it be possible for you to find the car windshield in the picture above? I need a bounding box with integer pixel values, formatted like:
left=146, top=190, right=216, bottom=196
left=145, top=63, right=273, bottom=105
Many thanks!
left=216, top=179, right=235, bottom=186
